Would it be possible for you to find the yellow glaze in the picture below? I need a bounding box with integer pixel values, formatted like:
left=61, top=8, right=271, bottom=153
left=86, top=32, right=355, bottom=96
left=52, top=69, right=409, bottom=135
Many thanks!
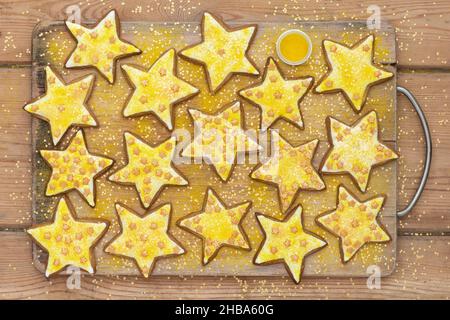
left=109, top=133, right=188, bottom=208
left=322, top=111, right=398, bottom=192
left=255, top=206, right=326, bottom=283
left=316, top=35, right=393, bottom=111
left=180, top=12, right=259, bottom=92
left=179, top=189, right=250, bottom=264
left=181, top=101, right=261, bottom=181
left=27, top=197, right=107, bottom=277
left=122, top=49, right=199, bottom=130
left=65, top=10, right=140, bottom=83
left=279, top=32, right=310, bottom=63
left=239, top=58, right=312, bottom=130
left=105, top=203, right=184, bottom=277
left=251, top=131, right=325, bottom=213
left=317, top=186, right=390, bottom=262
left=40, top=130, right=113, bottom=206
left=24, top=67, right=97, bottom=145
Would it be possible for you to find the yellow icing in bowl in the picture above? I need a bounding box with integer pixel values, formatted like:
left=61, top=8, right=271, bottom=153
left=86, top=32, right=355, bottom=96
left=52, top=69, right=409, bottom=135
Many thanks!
left=276, top=30, right=312, bottom=65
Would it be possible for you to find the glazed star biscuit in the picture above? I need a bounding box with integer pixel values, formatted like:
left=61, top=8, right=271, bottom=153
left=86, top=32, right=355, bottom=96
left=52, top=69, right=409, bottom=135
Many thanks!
left=40, top=130, right=114, bottom=207
left=105, top=203, right=185, bottom=278
left=24, top=66, right=97, bottom=145
left=65, top=10, right=141, bottom=83
left=251, top=130, right=325, bottom=213
left=315, top=35, right=393, bottom=111
left=316, top=185, right=390, bottom=262
left=254, top=205, right=327, bottom=283
left=177, top=188, right=251, bottom=264
left=239, top=58, right=313, bottom=131
left=108, top=133, right=188, bottom=208
left=321, top=111, right=398, bottom=192
left=122, top=49, right=199, bottom=130
left=27, top=197, right=108, bottom=277
left=181, top=101, right=261, bottom=181
left=179, top=12, right=259, bottom=93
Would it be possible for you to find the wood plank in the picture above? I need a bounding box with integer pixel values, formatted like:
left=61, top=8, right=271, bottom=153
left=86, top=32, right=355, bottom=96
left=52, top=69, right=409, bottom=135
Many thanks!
left=0, top=231, right=448, bottom=299
left=0, top=70, right=448, bottom=233
left=0, top=0, right=448, bottom=68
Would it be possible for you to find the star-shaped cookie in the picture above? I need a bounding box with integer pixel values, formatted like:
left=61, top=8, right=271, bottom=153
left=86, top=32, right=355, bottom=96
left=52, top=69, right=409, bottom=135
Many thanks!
left=27, top=197, right=108, bottom=277
left=239, top=58, right=313, bottom=130
left=179, top=12, right=259, bottom=93
left=40, top=130, right=114, bottom=207
left=65, top=10, right=141, bottom=83
left=105, top=203, right=185, bottom=278
left=24, top=67, right=97, bottom=145
left=321, top=111, right=398, bottom=192
left=177, top=188, right=251, bottom=264
left=181, top=101, right=261, bottom=181
left=251, top=131, right=325, bottom=213
left=316, top=185, right=390, bottom=262
left=109, top=133, right=188, bottom=208
left=254, top=205, right=327, bottom=283
left=122, top=49, right=199, bottom=130
left=315, top=35, right=393, bottom=111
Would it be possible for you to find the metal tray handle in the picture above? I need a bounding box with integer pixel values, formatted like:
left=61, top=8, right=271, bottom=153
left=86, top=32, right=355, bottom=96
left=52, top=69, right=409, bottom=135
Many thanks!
left=396, top=86, right=432, bottom=218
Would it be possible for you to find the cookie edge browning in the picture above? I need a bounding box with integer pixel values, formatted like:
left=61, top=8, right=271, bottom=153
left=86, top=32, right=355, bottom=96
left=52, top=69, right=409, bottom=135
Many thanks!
left=103, top=202, right=186, bottom=278
left=120, top=48, right=200, bottom=130
left=39, top=129, right=115, bottom=208
left=253, top=204, right=328, bottom=284
left=176, top=187, right=252, bottom=266
left=64, top=9, right=142, bottom=84
left=314, top=34, right=394, bottom=112
left=314, top=184, right=392, bottom=264
left=178, top=11, right=260, bottom=94
left=27, top=196, right=109, bottom=277
left=238, top=57, right=314, bottom=131
left=319, top=110, right=399, bottom=193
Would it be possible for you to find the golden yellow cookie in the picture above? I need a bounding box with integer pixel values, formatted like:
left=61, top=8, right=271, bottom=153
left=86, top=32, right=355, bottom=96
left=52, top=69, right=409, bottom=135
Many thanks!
left=251, top=130, right=325, bottom=213
left=24, top=66, right=97, bottom=145
left=315, top=35, right=393, bottom=111
left=181, top=101, right=261, bottom=181
left=105, top=203, right=184, bottom=278
left=316, top=185, right=390, bottom=262
left=254, top=205, right=326, bottom=283
left=66, top=10, right=141, bottom=83
left=239, top=58, right=313, bottom=130
left=321, top=111, right=398, bottom=192
left=40, top=130, right=114, bottom=207
left=179, top=12, right=259, bottom=92
left=27, top=197, right=108, bottom=277
left=122, top=49, right=199, bottom=130
left=178, top=188, right=251, bottom=264
left=109, top=133, right=188, bottom=208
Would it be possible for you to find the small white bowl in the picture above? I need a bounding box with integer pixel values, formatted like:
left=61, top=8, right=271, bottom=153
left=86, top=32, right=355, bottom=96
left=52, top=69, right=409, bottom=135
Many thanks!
left=276, top=29, right=312, bottom=66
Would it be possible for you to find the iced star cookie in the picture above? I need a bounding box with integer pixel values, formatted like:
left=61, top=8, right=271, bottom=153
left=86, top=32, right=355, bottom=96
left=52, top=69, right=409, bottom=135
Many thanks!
left=239, top=58, right=313, bottom=131
left=122, top=49, right=199, bottom=130
left=315, top=35, right=393, bottom=111
left=24, top=66, right=97, bottom=145
left=321, top=111, right=398, bottom=192
left=181, top=101, right=261, bottom=181
left=109, top=133, right=188, bottom=208
left=316, top=185, right=390, bottom=262
left=177, top=188, right=251, bottom=264
left=254, top=205, right=327, bottom=283
left=65, top=10, right=141, bottom=83
left=27, top=197, right=108, bottom=277
left=105, top=203, right=185, bottom=278
left=40, top=130, right=114, bottom=207
left=179, top=12, right=259, bottom=93
left=251, top=130, right=325, bottom=213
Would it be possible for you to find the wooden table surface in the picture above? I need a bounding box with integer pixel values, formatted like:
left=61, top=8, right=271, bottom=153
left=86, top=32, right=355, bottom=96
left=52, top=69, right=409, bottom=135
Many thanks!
left=0, top=0, right=449, bottom=300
